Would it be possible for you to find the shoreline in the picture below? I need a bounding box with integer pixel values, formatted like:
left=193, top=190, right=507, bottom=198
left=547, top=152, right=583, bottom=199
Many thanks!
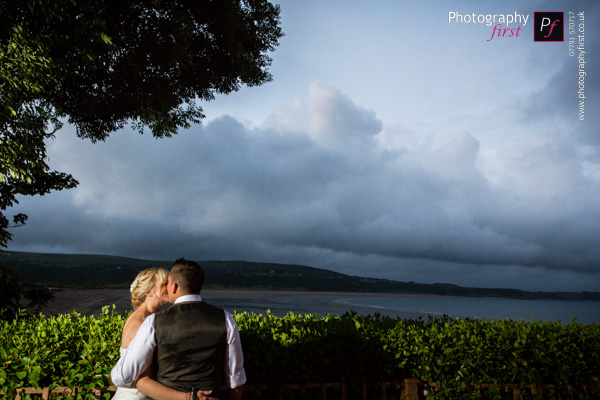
left=34, top=288, right=436, bottom=319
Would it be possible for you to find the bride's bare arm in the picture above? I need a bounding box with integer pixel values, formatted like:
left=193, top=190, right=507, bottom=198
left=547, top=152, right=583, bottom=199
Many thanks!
left=136, top=371, right=218, bottom=400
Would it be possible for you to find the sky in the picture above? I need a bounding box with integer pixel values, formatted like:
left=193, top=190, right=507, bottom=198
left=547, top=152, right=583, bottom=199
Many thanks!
left=8, top=0, right=600, bottom=292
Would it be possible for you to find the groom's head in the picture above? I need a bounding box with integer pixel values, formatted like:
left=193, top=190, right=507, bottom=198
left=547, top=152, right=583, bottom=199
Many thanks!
left=168, top=258, right=205, bottom=300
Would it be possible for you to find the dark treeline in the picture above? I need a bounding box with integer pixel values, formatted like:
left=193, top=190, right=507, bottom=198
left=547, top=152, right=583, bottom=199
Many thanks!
left=2, top=251, right=599, bottom=301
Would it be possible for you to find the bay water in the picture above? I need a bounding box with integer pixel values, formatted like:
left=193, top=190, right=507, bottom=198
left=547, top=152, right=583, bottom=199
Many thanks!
left=333, top=295, right=600, bottom=324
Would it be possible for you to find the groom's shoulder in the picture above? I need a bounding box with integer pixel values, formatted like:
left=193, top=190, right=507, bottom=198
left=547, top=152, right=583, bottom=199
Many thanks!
left=156, top=301, right=226, bottom=329
left=199, top=300, right=224, bottom=312
left=160, top=300, right=224, bottom=315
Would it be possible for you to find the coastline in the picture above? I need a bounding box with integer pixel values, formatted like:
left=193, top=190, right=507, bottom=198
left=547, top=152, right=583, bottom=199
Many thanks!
left=34, top=288, right=433, bottom=319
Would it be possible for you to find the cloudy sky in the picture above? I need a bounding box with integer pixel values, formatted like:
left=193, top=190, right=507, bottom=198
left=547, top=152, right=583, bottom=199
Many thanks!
left=9, top=0, right=600, bottom=292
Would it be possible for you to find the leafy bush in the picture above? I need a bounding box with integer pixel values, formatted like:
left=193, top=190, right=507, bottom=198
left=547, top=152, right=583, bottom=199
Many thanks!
left=0, top=307, right=123, bottom=399
left=1, top=307, right=598, bottom=399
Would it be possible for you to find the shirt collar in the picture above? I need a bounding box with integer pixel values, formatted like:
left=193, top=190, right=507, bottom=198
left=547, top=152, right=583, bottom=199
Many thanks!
left=174, top=294, right=203, bottom=304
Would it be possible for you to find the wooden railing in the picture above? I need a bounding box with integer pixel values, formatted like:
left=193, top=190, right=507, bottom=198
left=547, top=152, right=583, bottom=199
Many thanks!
left=245, top=380, right=599, bottom=400
left=8, top=386, right=117, bottom=400
left=4, top=379, right=599, bottom=399
left=423, top=382, right=600, bottom=400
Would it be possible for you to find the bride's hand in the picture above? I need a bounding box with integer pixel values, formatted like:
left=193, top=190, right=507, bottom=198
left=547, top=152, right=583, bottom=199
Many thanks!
left=195, top=389, right=218, bottom=400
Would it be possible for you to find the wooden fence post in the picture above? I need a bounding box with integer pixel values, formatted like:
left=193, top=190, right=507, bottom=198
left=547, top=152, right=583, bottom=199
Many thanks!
left=403, top=378, right=421, bottom=400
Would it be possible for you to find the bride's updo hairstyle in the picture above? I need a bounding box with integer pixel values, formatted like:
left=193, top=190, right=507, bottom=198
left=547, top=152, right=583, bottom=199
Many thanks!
left=130, top=267, right=168, bottom=309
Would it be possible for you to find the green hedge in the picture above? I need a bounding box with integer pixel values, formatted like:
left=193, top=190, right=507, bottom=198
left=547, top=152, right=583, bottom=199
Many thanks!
left=1, top=306, right=599, bottom=399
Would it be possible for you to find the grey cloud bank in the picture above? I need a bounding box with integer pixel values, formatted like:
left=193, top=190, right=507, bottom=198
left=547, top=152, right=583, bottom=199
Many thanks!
left=9, top=82, right=600, bottom=292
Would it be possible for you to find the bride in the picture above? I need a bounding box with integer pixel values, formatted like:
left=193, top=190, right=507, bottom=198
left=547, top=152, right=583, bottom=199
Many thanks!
left=112, top=267, right=216, bottom=400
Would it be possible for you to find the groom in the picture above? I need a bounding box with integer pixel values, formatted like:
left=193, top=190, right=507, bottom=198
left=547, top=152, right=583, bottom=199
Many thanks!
left=111, top=258, right=246, bottom=400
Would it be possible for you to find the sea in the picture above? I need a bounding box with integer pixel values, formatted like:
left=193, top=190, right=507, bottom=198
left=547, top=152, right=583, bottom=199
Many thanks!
left=45, top=289, right=600, bottom=324
left=333, top=295, right=600, bottom=324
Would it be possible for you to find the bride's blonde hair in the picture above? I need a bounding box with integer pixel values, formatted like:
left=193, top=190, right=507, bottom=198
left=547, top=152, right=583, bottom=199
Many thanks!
left=130, top=267, right=169, bottom=309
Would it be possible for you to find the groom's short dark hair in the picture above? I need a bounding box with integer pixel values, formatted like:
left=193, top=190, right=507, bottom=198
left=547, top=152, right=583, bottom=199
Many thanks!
left=170, top=258, right=205, bottom=294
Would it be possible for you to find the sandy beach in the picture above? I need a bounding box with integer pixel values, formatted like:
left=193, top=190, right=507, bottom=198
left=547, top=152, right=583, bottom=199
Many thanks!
left=35, top=288, right=430, bottom=319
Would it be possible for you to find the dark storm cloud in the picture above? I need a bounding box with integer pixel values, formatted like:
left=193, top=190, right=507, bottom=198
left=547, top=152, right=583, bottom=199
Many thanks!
left=8, top=81, right=600, bottom=291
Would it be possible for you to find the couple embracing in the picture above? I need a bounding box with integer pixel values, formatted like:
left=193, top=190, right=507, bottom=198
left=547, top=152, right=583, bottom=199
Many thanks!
left=111, top=258, right=246, bottom=400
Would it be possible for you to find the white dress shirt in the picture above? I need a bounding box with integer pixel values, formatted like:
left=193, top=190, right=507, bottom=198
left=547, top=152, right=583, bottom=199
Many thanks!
left=111, top=294, right=246, bottom=390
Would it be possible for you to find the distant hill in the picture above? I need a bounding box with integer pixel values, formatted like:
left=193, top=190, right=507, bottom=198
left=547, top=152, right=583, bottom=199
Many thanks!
left=2, top=251, right=599, bottom=301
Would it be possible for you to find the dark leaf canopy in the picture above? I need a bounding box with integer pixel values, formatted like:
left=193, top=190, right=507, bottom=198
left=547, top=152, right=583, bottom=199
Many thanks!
left=1, top=0, right=283, bottom=140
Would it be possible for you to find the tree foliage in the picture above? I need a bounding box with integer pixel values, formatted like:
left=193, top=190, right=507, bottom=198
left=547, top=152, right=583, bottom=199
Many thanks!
left=0, top=0, right=283, bottom=248
left=0, top=266, right=54, bottom=319
left=0, top=22, right=78, bottom=249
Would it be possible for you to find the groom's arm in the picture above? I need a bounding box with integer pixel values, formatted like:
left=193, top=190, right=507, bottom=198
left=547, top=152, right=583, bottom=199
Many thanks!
left=111, top=314, right=157, bottom=388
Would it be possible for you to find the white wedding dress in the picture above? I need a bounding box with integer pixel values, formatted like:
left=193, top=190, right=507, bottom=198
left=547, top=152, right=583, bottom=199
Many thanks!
left=111, top=348, right=149, bottom=400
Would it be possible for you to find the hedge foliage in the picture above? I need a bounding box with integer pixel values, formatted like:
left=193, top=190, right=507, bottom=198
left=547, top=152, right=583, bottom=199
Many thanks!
left=1, top=306, right=599, bottom=399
